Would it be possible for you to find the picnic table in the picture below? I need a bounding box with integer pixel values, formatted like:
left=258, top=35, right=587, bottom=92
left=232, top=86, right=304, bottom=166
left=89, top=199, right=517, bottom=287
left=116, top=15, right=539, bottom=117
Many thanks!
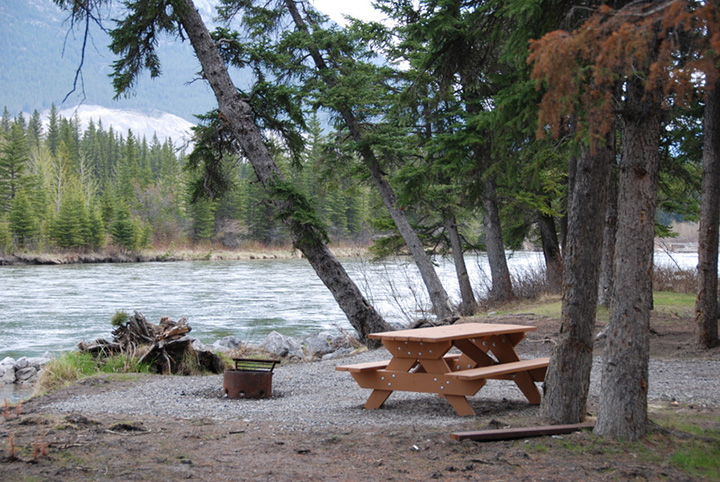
left=336, top=323, right=549, bottom=416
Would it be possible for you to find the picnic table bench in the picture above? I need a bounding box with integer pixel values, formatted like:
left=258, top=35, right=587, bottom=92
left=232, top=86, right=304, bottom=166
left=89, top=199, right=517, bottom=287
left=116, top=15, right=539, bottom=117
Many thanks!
left=336, top=323, right=549, bottom=416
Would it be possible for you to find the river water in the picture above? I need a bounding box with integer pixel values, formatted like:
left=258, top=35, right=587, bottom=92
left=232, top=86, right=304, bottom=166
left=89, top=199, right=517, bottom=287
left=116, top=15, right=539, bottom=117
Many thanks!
left=0, top=251, right=698, bottom=360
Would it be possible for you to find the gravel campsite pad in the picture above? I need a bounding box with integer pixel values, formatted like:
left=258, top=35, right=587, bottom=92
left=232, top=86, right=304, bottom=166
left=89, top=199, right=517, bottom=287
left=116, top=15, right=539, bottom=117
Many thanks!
left=2, top=314, right=719, bottom=481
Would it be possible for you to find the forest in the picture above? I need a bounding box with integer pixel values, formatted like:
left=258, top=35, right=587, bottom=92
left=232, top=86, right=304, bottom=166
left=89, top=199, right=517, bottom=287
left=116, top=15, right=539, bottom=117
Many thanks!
left=22, top=0, right=720, bottom=440
left=0, top=106, right=380, bottom=253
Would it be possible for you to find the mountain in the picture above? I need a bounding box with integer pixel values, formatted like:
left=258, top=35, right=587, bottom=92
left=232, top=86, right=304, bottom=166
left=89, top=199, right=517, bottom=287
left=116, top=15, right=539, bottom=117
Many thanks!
left=53, top=105, right=195, bottom=147
left=0, top=0, right=221, bottom=123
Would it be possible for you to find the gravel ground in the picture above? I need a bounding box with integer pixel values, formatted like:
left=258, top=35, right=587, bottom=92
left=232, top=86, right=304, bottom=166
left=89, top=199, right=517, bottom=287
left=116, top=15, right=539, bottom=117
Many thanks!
left=35, top=349, right=720, bottom=428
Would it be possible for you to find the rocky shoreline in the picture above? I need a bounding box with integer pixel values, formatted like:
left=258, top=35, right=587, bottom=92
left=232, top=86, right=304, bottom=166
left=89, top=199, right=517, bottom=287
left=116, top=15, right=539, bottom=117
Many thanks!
left=0, top=355, right=51, bottom=386
left=0, top=329, right=362, bottom=392
left=0, top=250, right=301, bottom=266
left=0, top=245, right=371, bottom=266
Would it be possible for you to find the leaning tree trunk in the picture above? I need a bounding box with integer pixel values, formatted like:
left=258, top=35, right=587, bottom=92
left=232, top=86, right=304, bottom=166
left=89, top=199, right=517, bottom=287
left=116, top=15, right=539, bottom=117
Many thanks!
left=595, top=79, right=661, bottom=440
left=177, top=0, right=393, bottom=345
left=541, top=138, right=612, bottom=424
left=445, top=211, right=478, bottom=316
left=695, top=76, right=720, bottom=349
left=483, top=178, right=515, bottom=302
left=537, top=213, right=564, bottom=294
left=284, top=0, right=455, bottom=321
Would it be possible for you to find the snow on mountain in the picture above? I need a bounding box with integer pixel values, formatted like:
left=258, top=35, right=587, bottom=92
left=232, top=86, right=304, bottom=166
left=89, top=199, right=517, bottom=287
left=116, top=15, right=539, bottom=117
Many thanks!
left=52, top=105, right=195, bottom=148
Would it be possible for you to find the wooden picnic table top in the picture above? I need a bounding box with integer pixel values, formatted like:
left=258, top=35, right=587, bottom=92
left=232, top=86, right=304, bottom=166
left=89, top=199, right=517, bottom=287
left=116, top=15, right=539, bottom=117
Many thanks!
left=368, top=322, right=537, bottom=343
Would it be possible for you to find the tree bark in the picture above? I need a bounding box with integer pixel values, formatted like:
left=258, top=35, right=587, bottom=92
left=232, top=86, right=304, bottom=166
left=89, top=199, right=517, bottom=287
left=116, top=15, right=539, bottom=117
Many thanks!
left=177, top=0, right=392, bottom=345
left=595, top=79, right=660, bottom=440
left=541, top=139, right=612, bottom=424
left=598, top=164, right=619, bottom=307
left=283, top=0, right=455, bottom=321
left=695, top=76, right=720, bottom=349
left=445, top=211, right=477, bottom=316
left=537, top=213, right=563, bottom=294
left=483, top=178, right=515, bottom=302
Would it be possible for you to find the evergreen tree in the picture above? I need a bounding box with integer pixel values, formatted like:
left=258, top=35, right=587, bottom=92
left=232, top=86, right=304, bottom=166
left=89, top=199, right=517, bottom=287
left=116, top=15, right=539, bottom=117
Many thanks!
left=0, top=122, right=30, bottom=211
left=27, top=110, right=43, bottom=149
left=50, top=184, right=89, bottom=249
left=46, top=104, right=60, bottom=157
left=109, top=201, right=139, bottom=252
left=9, top=188, right=39, bottom=247
left=87, top=204, right=106, bottom=249
left=192, top=197, right=217, bottom=242
left=1, top=107, right=11, bottom=133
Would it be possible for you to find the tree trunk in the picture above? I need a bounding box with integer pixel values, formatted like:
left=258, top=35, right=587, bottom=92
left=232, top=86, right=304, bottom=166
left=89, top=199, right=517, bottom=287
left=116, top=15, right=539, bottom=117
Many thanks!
left=177, top=0, right=392, bottom=345
left=598, top=164, right=619, bottom=307
left=595, top=79, right=660, bottom=440
left=483, top=178, right=514, bottom=302
left=283, top=0, right=455, bottom=321
left=695, top=76, right=720, bottom=349
left=445, top=211, right=477, bottom=316
left=541, top=139, right=612, bottom=424
left=537, top=213, right=563, bottom=294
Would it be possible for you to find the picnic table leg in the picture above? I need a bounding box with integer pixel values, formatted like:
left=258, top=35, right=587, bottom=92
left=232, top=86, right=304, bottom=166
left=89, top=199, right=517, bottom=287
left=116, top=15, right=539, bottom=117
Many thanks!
left=442, top=395, right=476, bottom=416
left=486, top=335, right=543, bottom=404
left=362, top=357, right=417, bottom=410
left=511, top=371, right=542, bottom=404
left=364, top=389, right=393, bottom=409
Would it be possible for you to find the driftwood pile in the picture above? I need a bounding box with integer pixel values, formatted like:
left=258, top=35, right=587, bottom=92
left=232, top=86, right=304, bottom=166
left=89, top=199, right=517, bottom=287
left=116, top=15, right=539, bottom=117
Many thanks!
left=78, top=311, right=224, bottom=375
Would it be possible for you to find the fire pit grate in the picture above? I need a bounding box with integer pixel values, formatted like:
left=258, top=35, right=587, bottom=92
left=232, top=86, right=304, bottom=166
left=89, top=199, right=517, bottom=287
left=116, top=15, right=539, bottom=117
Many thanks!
left=231, top=358, right=280, bottom=373
left=223, top=358, right=280, bottom=399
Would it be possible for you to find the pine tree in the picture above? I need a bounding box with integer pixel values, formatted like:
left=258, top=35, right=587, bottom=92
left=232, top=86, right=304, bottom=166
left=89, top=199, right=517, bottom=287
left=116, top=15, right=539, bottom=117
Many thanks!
left=109, top=201, right=139, bottom=252
left=27, top=110, right=43, bottom=149
left=192, top=197, right=217, bottom=242
left=87, top=204, right=106, bottom=249
left=1, top=107, right=11, bottom=133
left=50, top=182, right=90, bottom=249
left=46, top=104, right=60, bottom=157
left=0, top=122, right=30, bottom=211
left=9, top=188, right=39, bottom=247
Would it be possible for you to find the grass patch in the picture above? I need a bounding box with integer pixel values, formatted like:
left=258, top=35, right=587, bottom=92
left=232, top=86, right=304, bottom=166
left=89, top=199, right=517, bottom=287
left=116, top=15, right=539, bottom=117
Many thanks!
left=670, top=440, right=720, bottom=480
left=651, top=410, right=720, bottom=480
left=34, top=351, right=150, bottom=395
left=491, top=291, right=695, bottom=324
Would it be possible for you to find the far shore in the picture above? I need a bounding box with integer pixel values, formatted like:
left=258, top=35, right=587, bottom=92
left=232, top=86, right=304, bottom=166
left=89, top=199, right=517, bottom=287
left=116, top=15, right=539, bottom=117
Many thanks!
left=0, top=244, right=373, bottom=266
left=0, top=233, right=700, bottom=267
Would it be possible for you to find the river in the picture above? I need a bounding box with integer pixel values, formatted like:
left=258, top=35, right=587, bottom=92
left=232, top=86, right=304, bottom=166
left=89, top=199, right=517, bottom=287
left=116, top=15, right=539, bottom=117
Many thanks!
left=0, top=251, right=698, bottom=360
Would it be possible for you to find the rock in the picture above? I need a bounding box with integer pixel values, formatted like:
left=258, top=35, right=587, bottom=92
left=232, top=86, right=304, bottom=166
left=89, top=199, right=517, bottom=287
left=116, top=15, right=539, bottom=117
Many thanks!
left=209, top=336, right=242, bottom=352
left=261, top=331, right=303, bottom=359
left=27, top=356, right=49, bottom=369
left=302, top=332, right=359, bottom=359
left=302, top=331, right=342, bottom=358
left=192, top=339, right=208, bottom=351
left=321, top=347, right=355, bottom=360
left=0, top=356, right=16, bottom=367
left=2, top=366, right=16, bottom=384
left=15, top=357, right=29, bottom=369
left=16, top=366, right=37, bottom=383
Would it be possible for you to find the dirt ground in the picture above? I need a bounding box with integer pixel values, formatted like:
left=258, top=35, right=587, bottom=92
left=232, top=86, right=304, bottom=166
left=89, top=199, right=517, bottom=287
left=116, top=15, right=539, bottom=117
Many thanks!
left=2, top=311, right=719, bottom=482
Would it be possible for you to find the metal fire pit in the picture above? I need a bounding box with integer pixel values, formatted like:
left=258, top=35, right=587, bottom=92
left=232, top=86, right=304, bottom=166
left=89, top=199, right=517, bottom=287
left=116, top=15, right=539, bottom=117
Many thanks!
left=223, top=358, right=280, bottom=399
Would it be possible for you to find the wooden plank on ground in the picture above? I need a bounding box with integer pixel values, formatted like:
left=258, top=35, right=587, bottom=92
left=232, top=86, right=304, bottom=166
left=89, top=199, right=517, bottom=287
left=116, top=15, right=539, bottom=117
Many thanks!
left=450, top=422, right=595, bottom=441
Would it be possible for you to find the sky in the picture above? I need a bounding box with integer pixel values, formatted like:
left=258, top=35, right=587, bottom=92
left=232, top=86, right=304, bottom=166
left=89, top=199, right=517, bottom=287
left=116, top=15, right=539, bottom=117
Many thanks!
left=310, top=0, right=386, bottom=25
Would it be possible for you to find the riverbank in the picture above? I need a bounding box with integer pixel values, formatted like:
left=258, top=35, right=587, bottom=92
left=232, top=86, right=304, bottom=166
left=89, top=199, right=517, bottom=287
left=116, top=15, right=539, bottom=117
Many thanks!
left=2, top=312, right=718, bottom=481
left=0, top=244, right=374, bottom=266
